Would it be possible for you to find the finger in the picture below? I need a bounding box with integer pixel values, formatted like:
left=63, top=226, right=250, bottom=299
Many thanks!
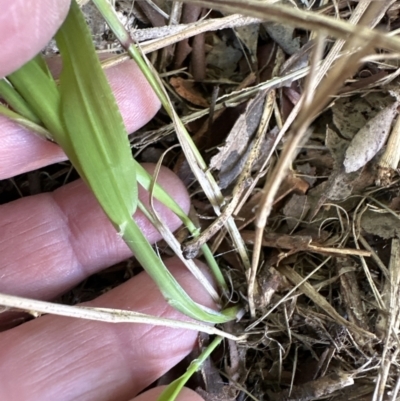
left=0, top=257, right=214, bottom=401
left=0, top=164, right=189, bottom=300
left=0, top=0, right=70, bottom=78
left=132, top=386, right=204, bottom=401
left=0, top=59, right=160, bottom=179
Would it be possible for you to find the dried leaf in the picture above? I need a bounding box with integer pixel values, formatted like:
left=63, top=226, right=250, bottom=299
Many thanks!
left=234, top=23, right=259, bottom=62
left=170, top=77, right=209, bottom=107
left=361, top=209, right=400, bottom=239
left=282, top=193, right=310, bottom=230
left=206, top=35, right=242, bottom=79
left=263, top=21, right=301, bottom=55
left=210, top=93, right=265, bottom=188
left=344, top=101, right=399, bottom=173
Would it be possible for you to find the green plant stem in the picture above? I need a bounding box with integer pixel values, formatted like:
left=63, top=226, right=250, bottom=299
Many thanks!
left=0, top=104, right=52, bottom=139
left=157, top=336, right=224, bottom=401
left=122, top=218, right=236, bottom=323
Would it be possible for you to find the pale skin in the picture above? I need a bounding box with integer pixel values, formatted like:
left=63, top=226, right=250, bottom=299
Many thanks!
left=0, top=1, right=211, bottom=400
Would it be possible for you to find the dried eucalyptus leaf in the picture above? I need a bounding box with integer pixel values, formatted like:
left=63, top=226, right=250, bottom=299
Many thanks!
left=332, top=93, right=391, bottom=140
left=210, top=93, right=265, bottom=188
left=263, top=21, right=301, bottom=55
left=343, top=102, right=399, bottom=173
left=235, top=23, right=259, bottom=61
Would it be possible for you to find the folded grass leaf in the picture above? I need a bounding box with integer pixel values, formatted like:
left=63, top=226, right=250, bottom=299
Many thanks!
left=7, top=55, right=62, bottom=135
left=0, top=79, right=41, bottom=124
left=55, top=1, right=138, bottom=229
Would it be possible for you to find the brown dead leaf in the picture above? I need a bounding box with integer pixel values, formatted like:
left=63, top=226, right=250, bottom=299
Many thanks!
left=344, top=100, right=399, bottom=173
left=282, top=193, right=310, bottom=230
left=263, top=21, right=301, bottom=55
left=170, top=77, right=209, bottom=107
left=210, top=93, right=265, bottom=188
left=234, top=22, right=259, bottom=64
left=206, top=35, right=242, bottom=79
left=361, top=208, right=400, bottom=239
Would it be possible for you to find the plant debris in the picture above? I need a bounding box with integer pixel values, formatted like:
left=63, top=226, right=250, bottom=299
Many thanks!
left=4, top=1, right=400, bottom=400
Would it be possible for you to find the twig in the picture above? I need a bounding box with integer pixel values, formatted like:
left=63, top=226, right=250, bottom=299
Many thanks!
left=102, top=13, right=262, bottom=69
left=0, top=293, right=240, bottom=340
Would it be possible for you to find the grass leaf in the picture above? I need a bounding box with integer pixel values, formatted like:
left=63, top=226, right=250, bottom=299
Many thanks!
left=157, top=337, right=223, bottom=401
left=55, top=0, right=138, bottom=229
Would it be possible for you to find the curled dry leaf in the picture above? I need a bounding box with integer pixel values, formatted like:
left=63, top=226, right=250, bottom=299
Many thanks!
left=210, top=93, right=265, bottom=188
left=206, top=35, right=242, bottom=79
left=170, top=76, right=209, bottom=107
left=234, top=23, right=260, bottom=64
left=343, top=101, right=399, bottom=173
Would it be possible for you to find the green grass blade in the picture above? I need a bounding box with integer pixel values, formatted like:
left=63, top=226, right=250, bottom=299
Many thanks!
left=7, top=55, right=62, bottom=136
left=55, top=0, right=138, bottom=228
left=123, top=218, right=236, bottom=323
left=134, top=151, right=228, bottom=291
left=157, top=336, right=223, bottom=401
left=92, top=0, right=243, bottom=288
left=0, top=79, right=41, bottom=124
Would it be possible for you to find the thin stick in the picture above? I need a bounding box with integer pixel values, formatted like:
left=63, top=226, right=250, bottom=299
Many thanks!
left=0, top=292, right=240, bottom=341
left=102, top=14, right=262, bottom=69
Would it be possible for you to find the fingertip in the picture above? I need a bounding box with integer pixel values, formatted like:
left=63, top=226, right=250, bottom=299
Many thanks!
left=106, top=60, right=161, bottom=133
left=0, top=0, right=70, bottom=77
left=131, top=386, right=205, bottom=401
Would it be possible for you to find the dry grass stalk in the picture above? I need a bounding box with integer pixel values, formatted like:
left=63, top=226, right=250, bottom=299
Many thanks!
left=377, top=113, right=400, bottom=186
left=181, top=0, right=400, bottom=52
left=374, top=239, right=400, bottom=401
left=102, top=13, right=262, bottom=69
left=182, top=89, right=275, bottom=259
left=0, top=292, right=239, bottom=340
left=275, top=264, right=375, bottom=339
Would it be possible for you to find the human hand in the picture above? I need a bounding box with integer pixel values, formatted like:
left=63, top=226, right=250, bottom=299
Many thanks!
left=0, top=2, right=210, bottom=400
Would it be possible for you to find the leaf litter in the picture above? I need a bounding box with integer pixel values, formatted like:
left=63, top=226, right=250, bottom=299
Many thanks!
left=5, top=1, right=400, bottom=401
